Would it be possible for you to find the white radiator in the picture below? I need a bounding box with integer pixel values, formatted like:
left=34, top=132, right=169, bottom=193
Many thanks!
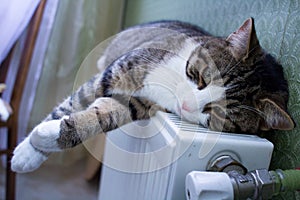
left=98, top=111, right=273, bottom=200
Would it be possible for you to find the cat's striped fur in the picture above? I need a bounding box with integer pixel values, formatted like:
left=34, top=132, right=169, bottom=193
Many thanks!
left=11, top=18, right=294, bottom=173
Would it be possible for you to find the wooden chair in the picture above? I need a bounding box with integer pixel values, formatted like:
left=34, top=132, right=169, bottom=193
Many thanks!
left=0, top=1, right=46, bottom=199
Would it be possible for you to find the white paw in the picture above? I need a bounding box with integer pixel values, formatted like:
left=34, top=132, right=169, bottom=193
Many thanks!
left=180, top=109, right=210, bottom=127
left=30, top=116, right=68, bottom=152
left=11, top=137, right=48, bottom=173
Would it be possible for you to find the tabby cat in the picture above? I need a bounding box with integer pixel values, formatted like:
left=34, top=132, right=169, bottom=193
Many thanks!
left=11, top=18, right=294, bottom=173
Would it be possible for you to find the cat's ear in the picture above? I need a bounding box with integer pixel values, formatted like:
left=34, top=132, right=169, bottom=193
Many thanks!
left=257, top=98, right=295, bottom=131
left=226, top=17, right=260, bottom=61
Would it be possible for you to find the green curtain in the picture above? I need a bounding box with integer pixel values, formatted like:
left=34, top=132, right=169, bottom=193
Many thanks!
left=29, top=0, right=124, bottom=165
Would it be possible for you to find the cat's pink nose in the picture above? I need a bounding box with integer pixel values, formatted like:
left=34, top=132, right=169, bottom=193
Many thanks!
left=182, top=101, right=192, bottom=112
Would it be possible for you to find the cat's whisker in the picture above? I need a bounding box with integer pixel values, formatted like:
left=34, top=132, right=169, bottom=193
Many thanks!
left=224, top=57, right=235, bottom=71
left=225, top=57, right=243, bottom=75
left=225, top=84, right=239, bottom=90
left=236, top=105, right=266, bottom=119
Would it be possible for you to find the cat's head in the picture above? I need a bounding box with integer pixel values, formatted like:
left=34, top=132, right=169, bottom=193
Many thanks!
left=186, top=18, right=295, bottom=133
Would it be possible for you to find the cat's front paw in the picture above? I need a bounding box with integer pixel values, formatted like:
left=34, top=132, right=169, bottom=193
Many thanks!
left=181, top=109, right=210, bottom=127
left=11, top=137, right=48, bottom=173
left=30, top=117, right=68, bottom=152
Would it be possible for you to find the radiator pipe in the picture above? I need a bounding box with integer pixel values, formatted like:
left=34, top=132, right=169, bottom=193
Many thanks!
left=230, top=168, right=300, bottom=199
left=273, top=169, right=300, bottom=193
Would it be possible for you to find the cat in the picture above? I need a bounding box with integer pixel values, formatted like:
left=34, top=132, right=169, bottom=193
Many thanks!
left=11, top=18, right=295, bottom=173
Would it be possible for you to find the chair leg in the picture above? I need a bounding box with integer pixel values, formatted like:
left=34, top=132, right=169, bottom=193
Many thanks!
left=5, top=126, right=17, bottom=200
left=6, top=153, right=16, bottom=200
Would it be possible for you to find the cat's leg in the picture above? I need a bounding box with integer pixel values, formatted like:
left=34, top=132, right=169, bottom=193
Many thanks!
left=11, top=99, right=75, bottom=173
left=11, top=74, right=103, bottom=173
left=11, top=97, right=125, bottom=173
left=33, top=96, right=161, bottom=151
left=31, top=97, right=133, bottom=152
left=11, top=96, right=160, bottom=173
left=44, top=73, right=103, bottom=121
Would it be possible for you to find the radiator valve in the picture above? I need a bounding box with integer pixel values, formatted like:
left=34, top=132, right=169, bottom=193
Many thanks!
left=186, top=168, right=300, bottom=199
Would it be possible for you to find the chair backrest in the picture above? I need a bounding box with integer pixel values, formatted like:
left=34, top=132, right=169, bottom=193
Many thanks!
left=0, top=1, right=47, bottom=199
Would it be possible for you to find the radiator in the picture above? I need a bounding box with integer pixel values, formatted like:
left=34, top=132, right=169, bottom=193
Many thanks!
left=98, top=111, right=273, bottom=200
